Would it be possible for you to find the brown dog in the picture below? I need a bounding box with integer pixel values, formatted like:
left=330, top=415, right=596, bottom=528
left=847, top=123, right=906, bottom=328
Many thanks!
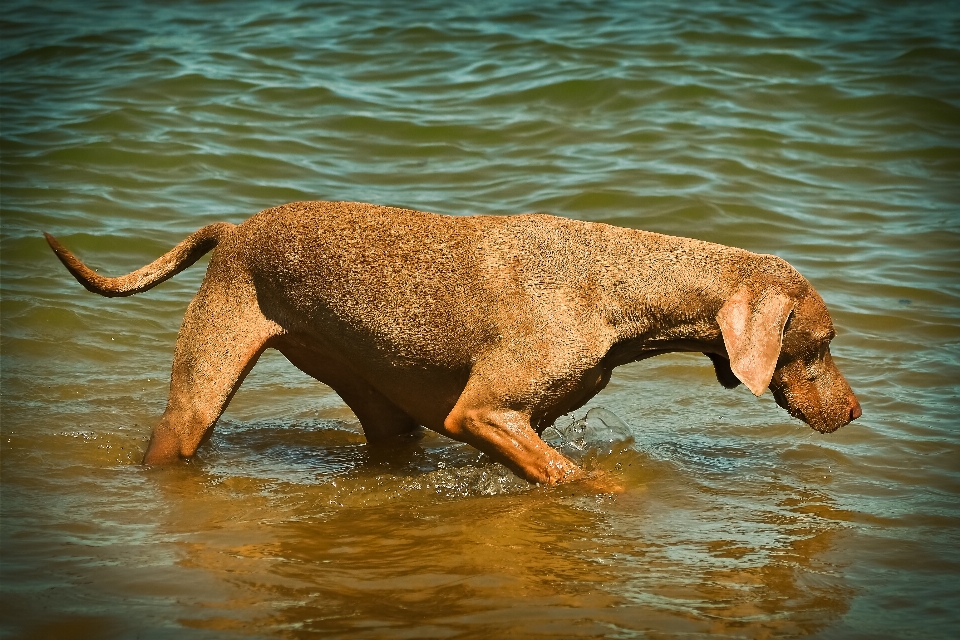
left=46, top=201, right=861, bottom=484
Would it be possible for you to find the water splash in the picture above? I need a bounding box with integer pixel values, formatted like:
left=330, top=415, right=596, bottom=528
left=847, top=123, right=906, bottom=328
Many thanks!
left=544, top=407, right=636, bottom=461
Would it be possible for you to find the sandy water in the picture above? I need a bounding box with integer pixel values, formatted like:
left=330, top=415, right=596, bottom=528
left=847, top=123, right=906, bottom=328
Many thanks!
left=2, top=1, right=959, bottom=638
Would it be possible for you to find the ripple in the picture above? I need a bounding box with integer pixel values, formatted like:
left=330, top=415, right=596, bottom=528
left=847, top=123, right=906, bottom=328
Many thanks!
left=3, top=0, right=960, bottom=636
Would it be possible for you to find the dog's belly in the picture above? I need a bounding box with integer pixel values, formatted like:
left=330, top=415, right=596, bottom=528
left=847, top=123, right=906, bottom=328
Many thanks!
left=273, top=333, right=470, bottom=433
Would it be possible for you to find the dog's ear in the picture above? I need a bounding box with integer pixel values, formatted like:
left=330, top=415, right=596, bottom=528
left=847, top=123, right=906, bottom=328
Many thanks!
left=717, top=289, right=794, bottom=396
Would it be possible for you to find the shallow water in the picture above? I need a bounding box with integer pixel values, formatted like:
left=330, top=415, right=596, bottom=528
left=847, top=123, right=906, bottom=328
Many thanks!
left=2, top=0, right=959, bottom=638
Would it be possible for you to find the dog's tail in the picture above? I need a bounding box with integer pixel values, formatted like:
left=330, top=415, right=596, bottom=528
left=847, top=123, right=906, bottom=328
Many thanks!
left=44, top=222, right=236, bottom=298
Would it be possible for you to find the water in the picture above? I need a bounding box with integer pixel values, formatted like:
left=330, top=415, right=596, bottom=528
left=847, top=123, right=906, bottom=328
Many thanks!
left=2, top=0, right=959, bottom=637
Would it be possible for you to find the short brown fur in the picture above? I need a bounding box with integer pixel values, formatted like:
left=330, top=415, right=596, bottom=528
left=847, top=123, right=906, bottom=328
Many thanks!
left=46, top=201, right=861, bottom=485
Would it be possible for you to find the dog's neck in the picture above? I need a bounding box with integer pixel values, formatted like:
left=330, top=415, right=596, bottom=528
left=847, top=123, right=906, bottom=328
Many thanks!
left=598, top=236, right=748, bottom=364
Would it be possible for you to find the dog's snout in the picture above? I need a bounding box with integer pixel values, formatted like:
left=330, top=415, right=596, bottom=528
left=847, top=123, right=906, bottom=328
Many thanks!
left=849, top=397, right=862, bottom=422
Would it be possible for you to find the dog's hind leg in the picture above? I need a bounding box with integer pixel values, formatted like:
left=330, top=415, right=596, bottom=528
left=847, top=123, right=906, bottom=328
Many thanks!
left=274, top=343, right=420, bottom=444
left=142, top=283, right=283, bottom=465
left=275, top=342, right=418, bottom=445
left=332, top=381, right=420, bottom=444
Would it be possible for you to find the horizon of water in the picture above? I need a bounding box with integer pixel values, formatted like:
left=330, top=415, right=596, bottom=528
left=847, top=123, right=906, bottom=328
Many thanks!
left=2, top=1, right=959, bottom=638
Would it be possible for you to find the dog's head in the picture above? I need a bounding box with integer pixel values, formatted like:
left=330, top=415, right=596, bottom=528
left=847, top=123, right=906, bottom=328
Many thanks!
left=715, top=279, right=861, bottom=433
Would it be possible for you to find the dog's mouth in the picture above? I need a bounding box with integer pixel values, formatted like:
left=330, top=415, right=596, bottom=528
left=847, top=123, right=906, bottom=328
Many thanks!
left=771, top=384, right=801, bottom=419
left=811, top=418, right=844, bottom=434
left=790, top=406, right=845, bottom=434
left=771, top=385, right=860, bottom=433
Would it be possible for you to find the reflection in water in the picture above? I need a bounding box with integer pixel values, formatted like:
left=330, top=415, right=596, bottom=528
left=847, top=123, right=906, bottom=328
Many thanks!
left=134, top=410, right=855, bottom=636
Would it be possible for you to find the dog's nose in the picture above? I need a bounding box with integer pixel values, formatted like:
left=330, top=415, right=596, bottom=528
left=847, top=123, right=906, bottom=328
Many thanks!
left=849, top=397, right=862, bottom=421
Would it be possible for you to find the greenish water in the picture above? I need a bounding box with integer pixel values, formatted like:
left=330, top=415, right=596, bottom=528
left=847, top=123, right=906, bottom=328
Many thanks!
left=2, top=1, right=959, bottom=638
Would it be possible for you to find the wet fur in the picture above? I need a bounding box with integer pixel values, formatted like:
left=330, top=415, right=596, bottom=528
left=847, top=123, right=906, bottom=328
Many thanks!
left=46, top=201, right=861, bottom=484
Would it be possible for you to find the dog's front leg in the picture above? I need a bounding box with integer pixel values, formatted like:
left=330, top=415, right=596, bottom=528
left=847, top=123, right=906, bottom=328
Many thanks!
left=437, top=340, right=613, bottom=485
left=442, top=404, right=582, bottom=485
left=441, top=365, right=583, bottom=486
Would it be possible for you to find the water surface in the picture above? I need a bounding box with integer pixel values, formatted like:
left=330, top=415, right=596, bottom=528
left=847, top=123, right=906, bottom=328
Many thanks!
left=2, top=1, right=959, bottom=638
